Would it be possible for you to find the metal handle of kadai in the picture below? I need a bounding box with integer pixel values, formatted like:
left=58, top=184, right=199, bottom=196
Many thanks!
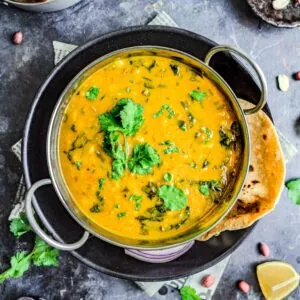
left=204, top=45, right=267, bottom=115
left=25, top=179, right=89, bottom=251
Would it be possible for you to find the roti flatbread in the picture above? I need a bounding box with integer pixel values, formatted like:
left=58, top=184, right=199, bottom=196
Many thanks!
left=198, top=100, right=286, bottom=241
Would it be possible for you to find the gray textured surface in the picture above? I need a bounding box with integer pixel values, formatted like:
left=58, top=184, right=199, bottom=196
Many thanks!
left=0, top=0, right=300, bottom=299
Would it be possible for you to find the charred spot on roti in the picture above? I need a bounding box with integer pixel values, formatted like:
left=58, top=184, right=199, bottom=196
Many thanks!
left=262, top=134, right=267, bottom=140
left=236, top=199, right=260, bottom=214
left=249, top=165, right=254, bottom=172
left=252, top=180, right=260, bottom=184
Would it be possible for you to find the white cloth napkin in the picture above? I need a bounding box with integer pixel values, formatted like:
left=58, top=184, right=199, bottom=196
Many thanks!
left=9, top=11, right=297, bottom=299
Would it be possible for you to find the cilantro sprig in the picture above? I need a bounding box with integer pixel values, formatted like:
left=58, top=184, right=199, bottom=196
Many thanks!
left=85, top=86, right=100, bottom=100
left=180, top=286, right=201, bottom=300
left=286, top=179, right=300, bottom=205
left=153, top=104, right=175, bottom=119
left=0, top=215, right=59, bottom=283
left=189, top=90, right=206, bottom=102
left=158, top=185, right=187, bottom=211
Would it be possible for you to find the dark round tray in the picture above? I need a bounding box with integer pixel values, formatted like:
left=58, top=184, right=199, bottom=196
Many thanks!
left=23, top=26, right=272, bottom=281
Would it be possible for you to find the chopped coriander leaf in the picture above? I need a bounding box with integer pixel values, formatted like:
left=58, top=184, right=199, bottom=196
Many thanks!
left=85, top=86, right=99, bottom=100
left=199, top=183, right=209, bottom=196
left=90, top=204, right=100, bottom=213
left=144, top=81, right=154, bottom=89
left=143, top=182, right=158, bottom=199
left=153, top=104, right=175, bottom=119
left=202, top=159, right=209, bottom=168
left=70, top=124, right=77, bottom=132
left=202, top=127, right=213, bottom=144
left=125, top=87, right=131, bottom=93
left=189, top=90, right=207, bottom=102
left=178, top=120, right=187, bottom=131
left=128, top=143, right=161, bottom=175
left=32, top=236, right=59, bottom=267
left=114, top=204, right=120, bottom=209
left=99, top=98, right=144, bottom=136
left=187, top=112, right=196, bottom=127
left=164, top=172, right=173, bottom=182
left=74, top=161, right=81, bottom=170
left=144, top=60, right=156, bottom=71
left=170, top=64, right=180, bottom=75
left=180, top=286, right=201, bottom=300
left=98, top=178, right=105, bottom=190
left=219, top=121, right=241, bottom=149
left=0, top=251, right=32, bottom=283
left=160, top=141, right=179, bottom=154
left=190, top=161, right=198, bottom=169
left=286, top=179, right=300, bottom=205
left=117, top=212, right=127, bottom=218
left=129, top=194, right=143, bottom=211
left=95, top=191, right=104, bottom=204
left=158, top=185, right=187, bottom=211
left=9, top=213, right=31, bottom=238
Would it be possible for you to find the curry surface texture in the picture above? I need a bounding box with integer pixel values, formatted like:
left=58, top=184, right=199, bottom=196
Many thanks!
left=59, top=55, right=241, bottom=241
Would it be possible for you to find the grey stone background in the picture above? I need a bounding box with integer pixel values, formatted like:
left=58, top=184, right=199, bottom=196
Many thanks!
left=0, top=0, right=300, bottom=299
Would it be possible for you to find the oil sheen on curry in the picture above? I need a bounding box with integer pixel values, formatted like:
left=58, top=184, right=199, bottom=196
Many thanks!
left=59, top=55, right=242, bottom=241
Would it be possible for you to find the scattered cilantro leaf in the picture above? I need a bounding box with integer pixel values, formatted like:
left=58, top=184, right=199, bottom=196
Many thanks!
left=114, top=204, right=120, bottom=209
left=199, top=183, right=209, bottom=196
left=202, top=159, right=209, bottom=168
left=189, top=90, right=206, bottom=102
left=219, top=121, right=241, bottom=149
left=85, top=86, right=99, bottom=100
left=9, top=213, right=31, bottom=238
left=129, top=194, right=143, bottom=211
left=0, top=251, right=32, bottom=283
left=128, top=143, right=161, bottom=175
left=170, top=64, right=180, bottom=75
left=99, top=98, right=144, bottom=136
left=164, top=172, right=173, bottom=182
left=153, top=104, right=175, bottom=119
left=160, top=141, right=180, bottom=154
left=286, top=179, right=300, bottom=205
left=180, top=286, right=201, bottom=300
left=190, top=161, right=198, bottom=169
left=202, top=127, right=213, bottom=144
left=158, top=185, right=187, bottom=211
left=98, top=178, right=105, bottom=191
left=117, top=212, right=126, bottom=218
left=90, top=204, right=101, bottom=213
left=32, top=236, right=59, bottom=267
left=74, top=161, right=81, bottom=170
left=178, top=120, right=187, bottom=131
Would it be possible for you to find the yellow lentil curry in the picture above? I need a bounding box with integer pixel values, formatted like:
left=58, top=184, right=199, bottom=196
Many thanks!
left=59, top=55, right=242, bottom=241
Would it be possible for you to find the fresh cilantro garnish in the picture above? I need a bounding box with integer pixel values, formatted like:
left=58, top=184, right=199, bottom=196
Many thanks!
left=164, top=172, right=173, bottom=182
left=199, top=180, right=221, bottom=196
left=153, top=104, right=175, bottom=119
left=170, top=64, right=180, bottom=75
left=129, top=194, right=143, bottom=211
left=0, top=236, right=59, bottom=283
left=128, top=143, right=161, bottom=175
left=219, top=121, right=241, bottom=149
left=202, top=159, right=209, bottom=168
left=85, top=86, right=99, bottom=100
left=178, top=120, right=187, bottom=131
left=286, top=179, right=300, bottom=205
left=90, top=204, right=101, bottom=213
left=158, top=185, right=187, bottom=211
left=160, top=141, right=180, bottom=154
left=74, top=161, right=81, bottom=170
left=187, top=112, right=196, bottom=127
left=180, top=286, right=201, bottom=300
left=32, top=236, right=59, bottom=267
left=102, top=132, right=126, bottom=180
left=117, top=212, right=126, bottom=218
left=0, top=251, right=31, bottom=283
left=189, top=90, right=207, bottom=102
left=202, top=127, right=213, bottom=144
left=99, top=98, right=144, bottom=136
left=98, top=178, right=105, bottom=190
left=9, top=213, right=31, bottom=238
left=114, top=204, right=120, bottom=209
left=190, top=161, right=198, bottom=169
left=199, top=183, right=209, bottom=196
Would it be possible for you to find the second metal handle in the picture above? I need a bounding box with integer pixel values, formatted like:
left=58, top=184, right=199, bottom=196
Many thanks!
left=204, top=45, right=267, bottom=115
left=25, top=178, right=89, bottom=251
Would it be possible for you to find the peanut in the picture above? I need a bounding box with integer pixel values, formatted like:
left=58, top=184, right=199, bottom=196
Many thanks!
left=12, top=31, right=23, bottom=45
left=238, top=280, right=250, bottom=294
left=201, top=274, right=216, bottom=288
left=259, top=242, right=270, bottom=257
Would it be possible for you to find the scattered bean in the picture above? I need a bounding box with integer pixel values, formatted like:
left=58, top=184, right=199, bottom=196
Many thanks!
left=294, top=71, right=300, bottom=80
left=238, top=280, right=250, bottom=294
left=12, top=31, right=23, bottom=45
left=201, top=274, right=216, bottom=288
left=259, top=242, right=270, bottom=257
